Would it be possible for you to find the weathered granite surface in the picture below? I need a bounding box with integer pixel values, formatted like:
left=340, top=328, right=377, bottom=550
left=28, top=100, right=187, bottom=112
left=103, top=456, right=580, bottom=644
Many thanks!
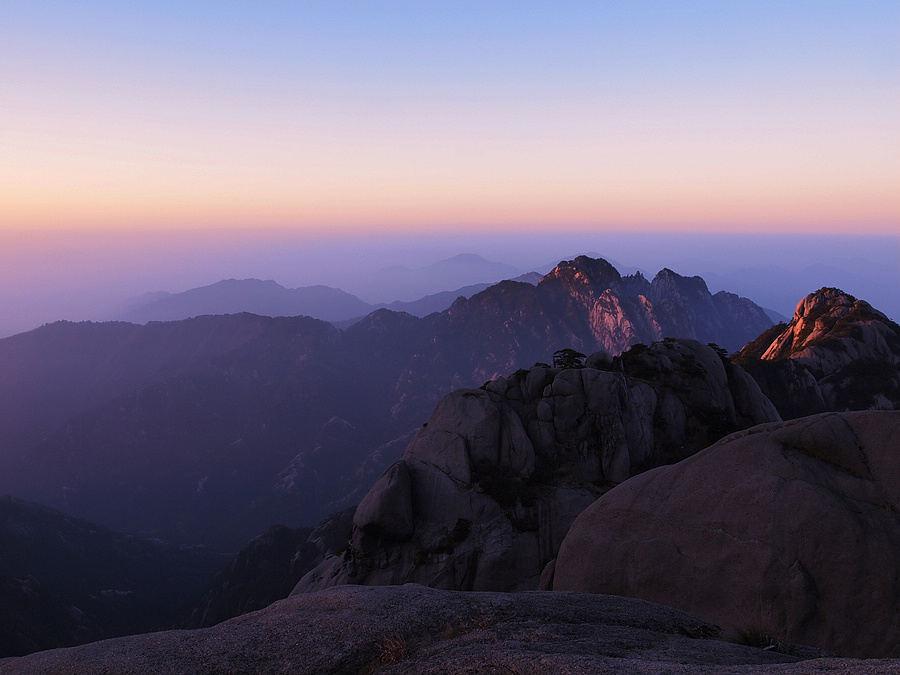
left=6, top=584, right=895, bottom=675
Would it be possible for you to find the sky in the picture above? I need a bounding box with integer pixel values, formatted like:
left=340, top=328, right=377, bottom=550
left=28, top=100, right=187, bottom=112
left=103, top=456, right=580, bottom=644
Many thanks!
left=3, top=1, right=898, bottom=234
left=0, top=2, right=898, bottom=335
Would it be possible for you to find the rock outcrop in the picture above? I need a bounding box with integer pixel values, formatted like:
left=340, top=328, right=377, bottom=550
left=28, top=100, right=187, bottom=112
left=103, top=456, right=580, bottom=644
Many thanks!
left=294, top=339, right=779, bottom=594
left=735, top=288, right=900, bottom=418
left=552, top=411, right=900, bottom=658
left=185, top=508, right=354, bottom=629
left=1, top=584, right=857, bottom=675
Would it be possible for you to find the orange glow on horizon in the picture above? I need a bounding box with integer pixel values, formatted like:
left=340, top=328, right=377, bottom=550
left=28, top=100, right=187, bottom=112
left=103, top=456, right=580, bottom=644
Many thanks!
left=2, top=183, right=897, bottom=237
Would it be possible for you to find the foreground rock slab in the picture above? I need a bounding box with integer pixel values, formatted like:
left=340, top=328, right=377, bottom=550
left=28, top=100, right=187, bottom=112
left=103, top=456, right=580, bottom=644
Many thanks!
left=554, top=410, right=900, bottom=658
left=2, top=584, right=897, bottom=674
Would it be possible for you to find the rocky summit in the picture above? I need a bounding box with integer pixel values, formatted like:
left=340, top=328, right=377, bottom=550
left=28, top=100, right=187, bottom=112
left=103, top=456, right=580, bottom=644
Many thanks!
left=735, top=288, right=900, bottom=418
left=294, top=338, right=779, bottom=594
left=552, top=410, right=900, bottom=658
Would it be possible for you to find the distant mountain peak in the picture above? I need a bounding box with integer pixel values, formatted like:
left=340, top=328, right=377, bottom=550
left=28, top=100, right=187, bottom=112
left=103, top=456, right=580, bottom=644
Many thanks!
left=650, top=268, right=710, bottom=295
left=440, top=252, right=491, bottom=265
left=540, top=255, right=621, bottom=288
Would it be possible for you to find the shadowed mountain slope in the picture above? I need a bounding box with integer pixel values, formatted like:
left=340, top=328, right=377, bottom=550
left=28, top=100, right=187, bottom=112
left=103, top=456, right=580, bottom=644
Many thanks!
left=184, top=508, right=354, bottom=629
left=0, top=314, right=282, bottom=452
left=0, top=496, right=225, bottom=658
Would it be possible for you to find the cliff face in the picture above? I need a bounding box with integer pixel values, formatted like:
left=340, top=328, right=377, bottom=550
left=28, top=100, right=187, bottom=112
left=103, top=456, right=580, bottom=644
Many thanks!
left=393, top=256, right=773, bottom=411
left=735, top=288, right=900, bottom=418
left=293, top=339, right=779, bottom=594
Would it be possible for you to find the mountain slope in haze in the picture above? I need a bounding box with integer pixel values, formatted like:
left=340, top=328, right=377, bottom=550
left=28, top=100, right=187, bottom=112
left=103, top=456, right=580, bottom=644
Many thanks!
left=381, top=282, right=491, bottom=317
left=734, top=287, right=900, bottom=418
left=113, top=272, right=537, bottom=327
left=380, top=273, right=539, bottom=320
left=0, top=257, right=773, bottom=550
left=370, top=253, right=525, bottom=301
left=0, top=314, right=283, bottom=452
left=116, top=279, right=374, bottom=324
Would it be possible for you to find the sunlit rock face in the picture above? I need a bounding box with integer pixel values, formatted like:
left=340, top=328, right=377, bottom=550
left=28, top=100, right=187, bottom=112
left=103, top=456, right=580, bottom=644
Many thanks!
left=761, top=288, right=899, bottom=367
left=293, top=339, right=779, bottom=595
left=553, top=411, right=900, bottom=659
left=735, top=288, right=900, bottom=418
left=532, top=257, right=773, bottom=356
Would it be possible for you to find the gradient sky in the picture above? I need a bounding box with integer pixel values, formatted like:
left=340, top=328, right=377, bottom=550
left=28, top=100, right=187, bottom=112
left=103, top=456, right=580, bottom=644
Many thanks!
left=2, top=1, right=898, bottom=235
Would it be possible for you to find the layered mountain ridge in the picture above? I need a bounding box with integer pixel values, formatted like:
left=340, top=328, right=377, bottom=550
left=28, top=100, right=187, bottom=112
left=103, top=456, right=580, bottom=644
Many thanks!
left=112, top=254, right=540, bottom=325
left=2, top=273, right=899, bottom=662
left=0, top=256, right=774, bottom=550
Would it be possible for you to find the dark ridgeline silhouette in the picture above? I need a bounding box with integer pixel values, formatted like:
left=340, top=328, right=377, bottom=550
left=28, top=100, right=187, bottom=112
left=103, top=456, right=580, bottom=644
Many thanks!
left=0, top=496, right=224, bottom=657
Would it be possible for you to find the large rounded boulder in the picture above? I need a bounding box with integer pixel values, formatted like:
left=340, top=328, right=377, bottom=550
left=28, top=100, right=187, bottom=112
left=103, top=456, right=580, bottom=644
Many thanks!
left=552, top=411, right=900, bottom=658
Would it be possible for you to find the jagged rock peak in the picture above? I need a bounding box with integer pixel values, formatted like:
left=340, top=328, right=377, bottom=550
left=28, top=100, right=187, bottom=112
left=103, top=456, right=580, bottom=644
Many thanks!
left=540, top=256, right=622, bottom=289
left=650, top=268, right=711, bottom=297
left=794, top=286, right=860, bottom=318
left=761, top=287, right=897, bottom=361
left=734, top=288, right=900, bottom=419
left=791, top=287, right=886, bottom=326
